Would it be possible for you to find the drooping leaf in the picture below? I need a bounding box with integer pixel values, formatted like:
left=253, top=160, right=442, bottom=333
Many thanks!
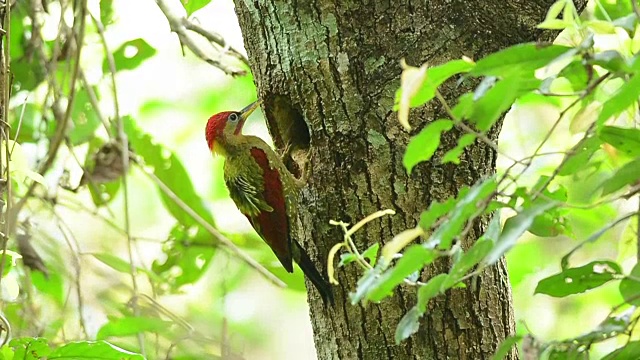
left=528, top=178, right=571, bottom=237
left=431, top=177, right=498, bottom=250
left=104, top=39, right=157, bottom=73
left=483, top=200, right=558, bottom=265
left=535, top=260, right=622, bottom=297
left=558, top=136, right=602, bottom=176
left=491, top=336, right=522, bottom=360
left=470, top=76, right=538, bottom=131
left=124, top=117, right=214, bottom=228
left=362, top=243, right=380, bottom=267
left=442, top=134, right=476, bottom=164
left=350, top=268, right=378, bottom=304
left=572, top=308, right=633, bottom=344
left=395, top=60, right=475, bottom=110
left=91, top=253, right=133, bottom=274
left=395, top=307, right=422, bottom=344
left=470, top=44, right=573, bottom=77
left=619, top=263, right=640, bottom=306
left=602, top=341, right=640, bottom=360
left=600, top=157, right=640, bottom=195
left=48, top=340, right=144, bottom=359
left=587, top=50, right=632, bottom=74
left=598, top=126, right=640, bottom=157
left=97, top=316, right=174, bottom=339
left=419, top=197, right=456, bottom=231
left=367, top=245, right=438, bottom=302
left=403, top=119, right=453, bottom=174
left=444, top=238, right=493, bottom=289
left=596, top=74, right=640, bottom=126
left=416, top=273, right=448, bottom=312
left=397, top=62, right=429, bottom=130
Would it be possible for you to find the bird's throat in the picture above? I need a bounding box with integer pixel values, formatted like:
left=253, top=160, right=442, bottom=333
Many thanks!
left=211, top=140, right=228, bottom=157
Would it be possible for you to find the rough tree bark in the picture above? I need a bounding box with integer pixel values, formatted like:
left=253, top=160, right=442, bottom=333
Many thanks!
left=233, top=1, right=587, bottom=359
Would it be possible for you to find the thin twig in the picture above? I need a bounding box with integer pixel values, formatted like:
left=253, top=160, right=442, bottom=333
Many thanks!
left=183, top=20, right=249, bottom=66
left=434, top=89, right=521, bottom=164
left=90, top=10, right=146, bottom=357
left=133, top=160, right=286, bottom=288
left=154, top=0, right=247, bottom=77
left=53, top=211, right=88, bottom=338
left=11, top=1, right=88, bottom=233
left=0, top=0, right=12, bottom=290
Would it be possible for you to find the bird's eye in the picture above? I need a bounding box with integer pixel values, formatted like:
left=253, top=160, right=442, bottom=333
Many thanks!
left=229, top=113, right=239, bottom=122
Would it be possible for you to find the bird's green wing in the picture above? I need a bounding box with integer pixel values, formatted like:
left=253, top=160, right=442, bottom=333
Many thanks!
left=225, top=174, right=274, bottom=217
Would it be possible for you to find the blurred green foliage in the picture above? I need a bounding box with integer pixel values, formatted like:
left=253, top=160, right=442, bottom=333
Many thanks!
left=3, top=0, right=640, bottom=359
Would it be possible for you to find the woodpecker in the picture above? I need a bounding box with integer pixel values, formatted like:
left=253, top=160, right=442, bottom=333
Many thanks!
left=205, top=100, right=334, bottom=305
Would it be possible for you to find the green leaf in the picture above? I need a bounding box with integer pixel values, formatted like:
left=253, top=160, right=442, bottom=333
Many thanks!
left=600, top=157, right=640, bottom=195
left=528, top=178, right=571, bottom=237
left=598, top=126, right=640, bottom=157
left=181, top=0, right=210, bottom=15
left=48, top=340, right=144, bottom=359
left=419, top=198, right=456, bottom=230
left=483, top=200, right=558, bottom=265
left=97, top=316, right=174, bottom=339
left=69, top=87, right=101, bottom=145
left=403, top=119, right=453, bottom=174
left=31, top=272, right=64, bottom=307
left=619, top=263, right=640, bottom=306
left=559, top=61, right=589, bottom=92
left=444, top=238, right=493, bottom=289
left=558, top=136, right=602, bottom=176
left=0, top=344, right=14, bottom=360
left=452, top=93, right=474, bottom=120
left=395, top=307, right=422, bottom=344
left=11, top=103, right=42, bottom=144
left=125, top=116, right=217, bottom=288
left=10, top=338, right=51, bottom=360
left=596, top=74, right=640, bottom=126
left=339, top=253, right=357, bottom=267
left=366, top=245, right=438, bottom=302
left=470, top=44, right=573, bottom=77
left=602, top=341, right=640, bottom=360
left=470, top=76, right=536, bottom=131
left=431, top=177, right=498, bottom=250
left=362, top=243, right=380, bottom=267
left=91, top=253, right=132, bottom=274
left=395, top=60, right=475, bottom=110
left=572, top=308, right=633, bottom=344
left=491, top=336, right=521, bottom=360
left=587, top=50, right=632, bottom=74
left=124, top=117, right=214, bottom=228
left=535, top=261, right=622, bottom=297
left=416, top=273, right=447, bottom=312
left=442, top=134, right=476, bottom=164
left=350, top=269, right=378, bottom=304
left=104, top=39, right=157, bottom=73
left=100, top=0, right=115, bottom=25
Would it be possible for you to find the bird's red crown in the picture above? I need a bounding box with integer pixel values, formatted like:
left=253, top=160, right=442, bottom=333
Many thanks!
left=205, top=111, right=233, bottom=150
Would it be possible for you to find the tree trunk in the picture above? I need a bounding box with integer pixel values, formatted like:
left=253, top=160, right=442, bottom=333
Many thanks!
left=233, top=1, right=587, bottom=359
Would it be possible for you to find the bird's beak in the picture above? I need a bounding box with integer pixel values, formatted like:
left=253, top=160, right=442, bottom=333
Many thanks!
left=240, top=100, right=262, bottom=118
left=235, top=100, right=262, bottom=134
